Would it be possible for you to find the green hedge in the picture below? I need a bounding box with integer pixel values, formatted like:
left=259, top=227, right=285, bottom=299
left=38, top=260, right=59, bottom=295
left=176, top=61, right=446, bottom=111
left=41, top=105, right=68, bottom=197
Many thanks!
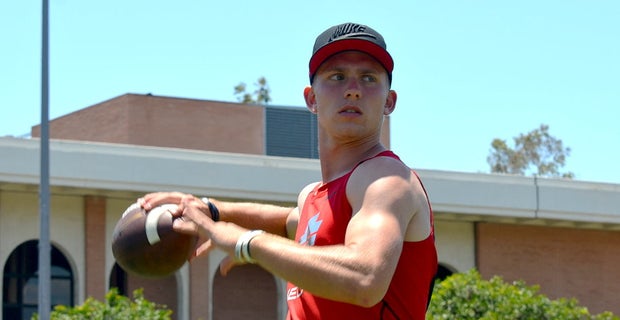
left=32, top=270, right=619, bottom=319
left=427, top=269, right=619, bottom=320
left=32, top=288, right=172, bottom=320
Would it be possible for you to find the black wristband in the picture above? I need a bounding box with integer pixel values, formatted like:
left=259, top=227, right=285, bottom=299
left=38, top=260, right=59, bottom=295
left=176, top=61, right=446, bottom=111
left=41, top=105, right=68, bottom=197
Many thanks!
left=207, top=200, right=220, bottom=222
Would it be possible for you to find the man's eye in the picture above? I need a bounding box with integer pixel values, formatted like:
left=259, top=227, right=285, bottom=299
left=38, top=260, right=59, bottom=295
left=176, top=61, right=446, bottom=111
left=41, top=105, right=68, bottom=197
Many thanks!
left=329, top=73, right=345, bottom=81
left=362, top=75, right=377, bottom=82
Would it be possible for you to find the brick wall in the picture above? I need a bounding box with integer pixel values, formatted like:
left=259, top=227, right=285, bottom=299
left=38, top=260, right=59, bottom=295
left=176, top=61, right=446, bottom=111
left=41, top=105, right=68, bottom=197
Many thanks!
left=476, top=222, right=620, bottom=314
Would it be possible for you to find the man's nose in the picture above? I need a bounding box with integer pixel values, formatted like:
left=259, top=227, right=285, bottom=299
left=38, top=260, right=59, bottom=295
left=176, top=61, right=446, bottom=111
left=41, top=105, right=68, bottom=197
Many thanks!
left=344, top=81, right=361, bottom=100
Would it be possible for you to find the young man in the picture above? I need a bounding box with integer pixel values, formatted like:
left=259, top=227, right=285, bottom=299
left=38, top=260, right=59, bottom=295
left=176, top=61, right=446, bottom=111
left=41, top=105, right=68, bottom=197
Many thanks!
left=139, top=22, right=437, bottom=319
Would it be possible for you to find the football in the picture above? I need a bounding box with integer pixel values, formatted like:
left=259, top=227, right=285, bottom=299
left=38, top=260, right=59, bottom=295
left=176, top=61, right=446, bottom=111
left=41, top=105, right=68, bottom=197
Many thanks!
left=112, top=202, right=197, bottom=278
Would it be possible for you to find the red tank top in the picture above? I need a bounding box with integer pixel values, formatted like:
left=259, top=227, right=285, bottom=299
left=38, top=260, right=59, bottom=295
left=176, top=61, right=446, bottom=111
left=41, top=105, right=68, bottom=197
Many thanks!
left=286, top=151, right=437, bottom=320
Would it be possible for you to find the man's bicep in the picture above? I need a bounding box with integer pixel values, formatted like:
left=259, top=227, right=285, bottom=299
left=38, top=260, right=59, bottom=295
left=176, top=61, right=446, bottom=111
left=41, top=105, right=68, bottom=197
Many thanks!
left=286, top=207, right=299, bottom=240
left=343, top=206, right=405, bottom=288
left=344, top=161, right=416, bottom=258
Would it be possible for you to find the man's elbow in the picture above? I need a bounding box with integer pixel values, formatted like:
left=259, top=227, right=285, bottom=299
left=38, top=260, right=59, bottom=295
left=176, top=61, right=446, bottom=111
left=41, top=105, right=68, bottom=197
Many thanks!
left=350, top=276, right=388, bottom=307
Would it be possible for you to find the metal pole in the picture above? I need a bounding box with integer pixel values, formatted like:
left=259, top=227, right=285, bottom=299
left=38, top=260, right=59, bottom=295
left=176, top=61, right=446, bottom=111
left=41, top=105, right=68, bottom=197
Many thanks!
left=38, top=0, right=51, bottom=318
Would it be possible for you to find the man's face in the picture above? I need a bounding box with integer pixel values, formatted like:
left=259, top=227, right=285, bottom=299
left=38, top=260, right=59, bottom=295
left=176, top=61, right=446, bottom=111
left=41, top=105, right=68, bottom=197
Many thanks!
left=305, top=51, right=396, bottom=142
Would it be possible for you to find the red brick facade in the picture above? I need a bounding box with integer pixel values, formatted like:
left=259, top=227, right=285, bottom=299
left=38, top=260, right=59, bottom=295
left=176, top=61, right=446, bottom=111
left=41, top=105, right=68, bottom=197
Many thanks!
left=477, top=222, right=620, bottom=314
left=31, top=93, right=390, bottom=154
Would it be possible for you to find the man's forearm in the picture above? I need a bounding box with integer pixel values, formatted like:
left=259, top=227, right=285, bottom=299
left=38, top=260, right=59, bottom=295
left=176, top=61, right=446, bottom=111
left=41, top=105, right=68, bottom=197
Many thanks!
left=210, top=199, right=292, bottom=237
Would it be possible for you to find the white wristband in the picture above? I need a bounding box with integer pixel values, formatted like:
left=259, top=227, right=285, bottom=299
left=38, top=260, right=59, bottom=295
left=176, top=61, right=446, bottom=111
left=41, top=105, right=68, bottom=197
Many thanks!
left=234, top=230, right=265, bottom=263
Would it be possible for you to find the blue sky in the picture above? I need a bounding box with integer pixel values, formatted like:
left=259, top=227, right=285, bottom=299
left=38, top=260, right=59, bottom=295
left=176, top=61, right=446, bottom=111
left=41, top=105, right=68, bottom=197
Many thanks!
left=2, top=1, right=619, bottom=184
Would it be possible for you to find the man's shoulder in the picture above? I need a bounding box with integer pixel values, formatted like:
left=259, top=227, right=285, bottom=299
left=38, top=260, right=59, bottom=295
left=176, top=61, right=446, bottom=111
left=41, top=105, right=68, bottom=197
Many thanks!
left=355, top=152, right=411, bottom=176
left=350, top=152, right=426, bottom=198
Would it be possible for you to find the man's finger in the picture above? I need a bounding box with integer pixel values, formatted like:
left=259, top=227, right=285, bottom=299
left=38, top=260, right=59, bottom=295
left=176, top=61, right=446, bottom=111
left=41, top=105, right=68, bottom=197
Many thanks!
left=194, top=238, right=214, bottom=258
left=172, top=217, right=200, bottom=235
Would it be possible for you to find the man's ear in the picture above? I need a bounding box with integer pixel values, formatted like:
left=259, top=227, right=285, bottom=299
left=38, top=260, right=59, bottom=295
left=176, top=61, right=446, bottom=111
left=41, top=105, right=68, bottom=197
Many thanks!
left=384, top=90, right=397, bottom=115
left=304, top=86, right=318, bottom=114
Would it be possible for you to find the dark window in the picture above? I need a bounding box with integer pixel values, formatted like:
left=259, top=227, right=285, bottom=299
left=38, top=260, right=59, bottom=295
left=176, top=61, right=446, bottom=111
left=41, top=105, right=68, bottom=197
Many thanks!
left=109, top=263, right=128, bottom=296
left=3, top=240, right=74, bottom=320
left=265, top=107, right=318, bottom=159
left=435, top=264, right=454, bottom=282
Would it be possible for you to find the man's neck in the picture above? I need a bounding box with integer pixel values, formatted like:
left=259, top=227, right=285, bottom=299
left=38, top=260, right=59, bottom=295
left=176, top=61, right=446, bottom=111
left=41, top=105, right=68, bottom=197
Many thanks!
left=318, top=139, right=386, bottom=182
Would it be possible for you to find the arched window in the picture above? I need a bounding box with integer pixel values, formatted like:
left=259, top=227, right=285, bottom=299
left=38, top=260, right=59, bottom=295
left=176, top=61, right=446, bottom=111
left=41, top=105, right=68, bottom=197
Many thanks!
left=213, top=264, right=278, bottom=319
left=108, top=263, right=128, bottom=296
left=3, top=240, right=74, bottom=320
